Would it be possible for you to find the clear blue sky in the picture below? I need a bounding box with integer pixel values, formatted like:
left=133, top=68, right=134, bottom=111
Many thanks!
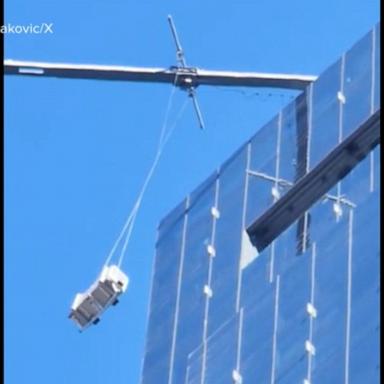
left=4, top=1, right=379, bottom=383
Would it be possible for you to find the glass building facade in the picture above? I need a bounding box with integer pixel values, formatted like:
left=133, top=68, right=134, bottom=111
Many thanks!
left=141, top=23, right=380, bottom=384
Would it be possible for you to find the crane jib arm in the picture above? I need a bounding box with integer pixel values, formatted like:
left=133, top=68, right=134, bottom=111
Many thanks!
left=4, top=59, right=316, bottom=90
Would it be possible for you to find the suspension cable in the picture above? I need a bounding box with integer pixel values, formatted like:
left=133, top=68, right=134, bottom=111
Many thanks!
left=103, top=75, right=188, bottom=269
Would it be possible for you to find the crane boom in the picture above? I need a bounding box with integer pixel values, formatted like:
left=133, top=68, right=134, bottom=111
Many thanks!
left=4, top=59, right=316, bottom=90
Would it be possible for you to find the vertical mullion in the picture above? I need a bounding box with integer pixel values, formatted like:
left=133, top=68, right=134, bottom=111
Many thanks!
left=301, top=85, right=314, bottom=253
left=168, top=197, right=190, bottom=384
left=307, top=242, right=317, bottom=382
left=345, top=208, right=354, bottom=384
left=236, top=142, right=251, bottom=311
left=200, top=177, right=220, bottom=384
left=336, top=54, right=346, bottom=202
left=369, top=28, right=376, bottom=192
left=270, top=275, right=281, bottom=384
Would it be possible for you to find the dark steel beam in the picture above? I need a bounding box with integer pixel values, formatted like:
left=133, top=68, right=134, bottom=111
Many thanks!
left=247, top=109, right=381, bottom=252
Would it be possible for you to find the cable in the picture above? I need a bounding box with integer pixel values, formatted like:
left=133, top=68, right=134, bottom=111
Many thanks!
left=103, top=74, right=188, bottom=269
left=116, top=97, right=189, bottom=267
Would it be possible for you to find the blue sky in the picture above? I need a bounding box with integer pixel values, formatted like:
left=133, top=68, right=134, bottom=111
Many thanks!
left=4, top=1, right=379, bottom=383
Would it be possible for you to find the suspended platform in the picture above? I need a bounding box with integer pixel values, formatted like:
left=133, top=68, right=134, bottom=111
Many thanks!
left=69, top=265, right=129, bottom=331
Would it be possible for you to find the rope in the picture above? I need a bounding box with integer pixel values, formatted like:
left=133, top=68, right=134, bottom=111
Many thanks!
left=103, top=74, right=187, bottom=269
left=117, top=97, right=189, bottom=267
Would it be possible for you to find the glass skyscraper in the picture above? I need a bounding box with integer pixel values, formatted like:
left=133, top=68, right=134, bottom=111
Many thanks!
left=141, top=23, right=380, bottom=384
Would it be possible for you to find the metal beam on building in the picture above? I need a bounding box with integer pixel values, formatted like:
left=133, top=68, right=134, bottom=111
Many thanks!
left=4, top=59, right=316, bottom=90
left=247, top=109, right=381, bottom=252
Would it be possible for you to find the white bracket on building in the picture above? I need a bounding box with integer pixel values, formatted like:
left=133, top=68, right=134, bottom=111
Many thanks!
left=333, top=201, right=343, bottom=220
left=337, top=91, right=346, bottom=104
left=211, top=206, right=221, bottom=219
left=232, top=369, right=243, bottom=384
left=203, top=284, right=213, bottom=298
left=271, top=186, right=281, bottom=200
left=305, top=340, right=316, bottom=356
left=306, top=302, right=317, bottom=318
left=206, top=244, right=216, bottom=257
